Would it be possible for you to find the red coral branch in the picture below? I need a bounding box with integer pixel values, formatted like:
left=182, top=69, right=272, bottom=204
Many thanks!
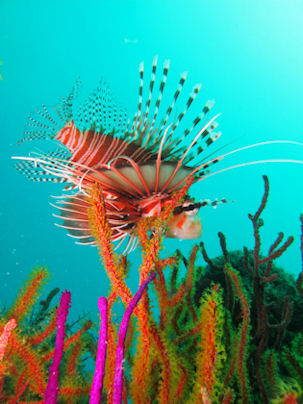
left=113, top=272, right=156, bottom=404
left=30, top=309, right=58, bottom=346
left=8, top=267, right=49, bottom=323
left=88, top=184, right=133, bottom=305
left=9, top=333, right=47, bottom=396
left=225, top=265, right=250, bottom=403
left=185, top=245, right=199, bottom=323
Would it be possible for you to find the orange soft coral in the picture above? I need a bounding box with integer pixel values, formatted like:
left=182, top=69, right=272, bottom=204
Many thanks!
left=190, top=285, right=225, bottom=403
left=7, top=267, right=50, bottom=323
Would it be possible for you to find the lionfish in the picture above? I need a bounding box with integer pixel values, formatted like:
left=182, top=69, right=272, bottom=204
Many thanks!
left=13, top=57, right=302, bottom=253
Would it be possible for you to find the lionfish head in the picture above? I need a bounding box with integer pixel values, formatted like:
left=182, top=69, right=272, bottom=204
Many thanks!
left=167, top=200, right=202, bottom=239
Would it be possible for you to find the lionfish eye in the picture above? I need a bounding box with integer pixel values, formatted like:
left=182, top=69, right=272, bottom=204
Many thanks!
left=173, top=201, right=199, bottom=216
left=183, top=202, right=199, bottom=216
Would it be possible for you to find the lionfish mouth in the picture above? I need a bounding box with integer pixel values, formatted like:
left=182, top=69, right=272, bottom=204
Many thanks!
left=13, top=57, right=303, bottom=253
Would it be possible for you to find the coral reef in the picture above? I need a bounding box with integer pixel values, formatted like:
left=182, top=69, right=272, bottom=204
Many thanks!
left=1, top=175, right=303, bottom=403
left=0, top=267, right=93, bottom=402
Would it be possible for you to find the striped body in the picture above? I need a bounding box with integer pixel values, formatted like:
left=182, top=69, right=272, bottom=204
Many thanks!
left=56, top=121, right=157, bottom=169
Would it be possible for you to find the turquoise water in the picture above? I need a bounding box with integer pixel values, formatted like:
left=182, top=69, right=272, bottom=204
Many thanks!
left=1, top=0, right=303, bottom=321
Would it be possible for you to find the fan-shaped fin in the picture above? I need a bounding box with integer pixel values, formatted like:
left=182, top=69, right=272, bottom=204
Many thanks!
left=52, top=193, right=138, bottom=251
left=19, top=79, right=80, bottom=144
left=75, top=77, right=128, bottom=135
left=14, top=148, right=71, bottom=183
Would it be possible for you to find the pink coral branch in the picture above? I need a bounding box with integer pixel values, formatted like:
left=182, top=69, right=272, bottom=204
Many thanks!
left=44, top=290, right=71, bottom=404
left=113, top=272, right=156, bottom=404
left=0, top=319, right=17, bottom=361
left=90, top=296, right=108, bottom=404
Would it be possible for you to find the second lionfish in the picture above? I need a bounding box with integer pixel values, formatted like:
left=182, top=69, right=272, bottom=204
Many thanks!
left=14, top=57, right=302, bottom=253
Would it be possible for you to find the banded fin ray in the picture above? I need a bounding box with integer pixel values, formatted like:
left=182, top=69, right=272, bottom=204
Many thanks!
left=123, top=59, right=221, bottom=167
left=17, top=59, right=222, bottom=177
left=52, top=193, right=139, bottom=251
left=75, top=78, right=129, bottom=136
left=14, top=148, right=72, bottom=183
left=19, top=79, right=80, bottom=144
left=15, top=160, right=68, bottom=183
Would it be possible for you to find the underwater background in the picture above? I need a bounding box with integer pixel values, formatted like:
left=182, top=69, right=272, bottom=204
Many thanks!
left=1, top=0, right=303, bottom=325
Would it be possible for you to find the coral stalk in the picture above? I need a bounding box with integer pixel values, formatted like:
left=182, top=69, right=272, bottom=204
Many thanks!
left=0, top=319, right=16, bottom=361
left=90, top=296, right=108, bottom=404
left=296, top=214, right=303, bottom=297
left=30, top=309, right=58, bottom=346
left=191, top=285, right=225, bottom=402
left=44, top=290, right=71, bottom=404
left=225, top=265, right=250, bottom=403
left=8, top=267, right=49, bottom=323
left=9, top=333, right=47, bottom=395
left=113, top=272, right=156, bottom=404
left=88, top=184, right=133, bottom=305
left=282, top=392, right=298, bottom=404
